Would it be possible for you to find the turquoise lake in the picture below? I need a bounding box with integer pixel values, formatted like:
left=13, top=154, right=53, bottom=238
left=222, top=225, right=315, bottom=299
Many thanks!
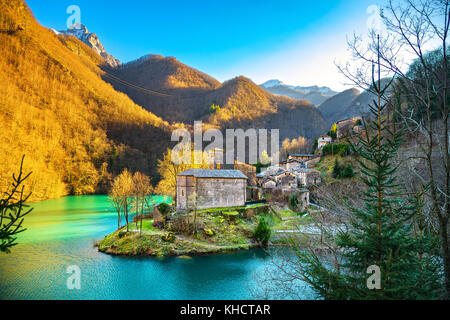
left=0, top=195, right=309, bottom=300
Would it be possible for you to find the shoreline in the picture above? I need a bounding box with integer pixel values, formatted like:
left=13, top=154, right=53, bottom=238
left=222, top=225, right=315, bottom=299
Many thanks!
left=95, top=204, right=313, bottom=258
left=96, top=239, right=261, bottom=258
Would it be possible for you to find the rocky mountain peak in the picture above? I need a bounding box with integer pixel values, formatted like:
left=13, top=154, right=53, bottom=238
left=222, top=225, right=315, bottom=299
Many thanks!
left=261, top=79, right=285, bottom=88
left=58, top=24, right=120, bottom=68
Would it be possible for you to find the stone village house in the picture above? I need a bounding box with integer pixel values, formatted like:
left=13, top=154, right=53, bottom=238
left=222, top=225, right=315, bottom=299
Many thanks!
left=176, top=169, right=248, bottom=212
left=317, top=135, right=332, bottom=149
left=280, top=159, right=303, bottom=171
left=294, top=168, right=322, bottom=186
left=280, top=156, right=321, bottom=170
left=261, top=177, right=276, bottom=189
left=336, top=117, right=363, bottom=139
left=272, top=170, right=298, bottom=188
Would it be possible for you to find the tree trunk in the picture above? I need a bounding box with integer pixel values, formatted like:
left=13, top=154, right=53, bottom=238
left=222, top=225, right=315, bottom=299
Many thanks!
left=193, top=210, right=197, bottom=235
left=125, top=199, right=129, bottom=232
left=139, top=199, right=144, bottom=237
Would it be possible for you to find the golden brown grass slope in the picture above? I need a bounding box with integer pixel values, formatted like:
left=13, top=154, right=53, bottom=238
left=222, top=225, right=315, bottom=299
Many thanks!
left=0, top=0, right=173, bottom=201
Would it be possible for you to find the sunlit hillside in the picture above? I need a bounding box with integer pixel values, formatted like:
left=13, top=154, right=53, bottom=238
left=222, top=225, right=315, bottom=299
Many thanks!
left=205, top=76, right=328, bottom=140
left=0, top=0, right=173, bottom=201
left=107, top=60, right=328, bottom=140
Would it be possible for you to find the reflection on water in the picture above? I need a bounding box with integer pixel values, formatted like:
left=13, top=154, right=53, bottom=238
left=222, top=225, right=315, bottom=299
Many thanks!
left=0, top=196, right=306, bottom=300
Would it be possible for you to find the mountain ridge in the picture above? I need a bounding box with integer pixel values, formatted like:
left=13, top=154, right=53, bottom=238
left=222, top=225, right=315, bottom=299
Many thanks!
left=260, top=79, right=338, bottom=105
left=318, top=79, right=393, bottom=126
left=0, top=0, right=173, bottom=200
left=318, top=88, right=361, bottom=125
left=105, top=57, right=328, bottom=141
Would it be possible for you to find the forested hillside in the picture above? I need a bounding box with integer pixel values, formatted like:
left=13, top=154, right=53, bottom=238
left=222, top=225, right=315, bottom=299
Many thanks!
left=205, top=76, right=328, bottom=140
left=106, top=58, right=328, bottom=140
left=0, top=0, right=173, bottom=201
left=318, top=88, right=360, bottom=125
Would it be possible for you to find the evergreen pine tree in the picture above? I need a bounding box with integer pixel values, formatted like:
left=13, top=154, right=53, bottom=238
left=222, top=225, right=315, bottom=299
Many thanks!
left=332, top=158, right=342, bottom=179
left=0, top=156, right=33, bottom=253
left=293, top=36, right=441, bottom=300
left=342, top=163, right=354, bottom=178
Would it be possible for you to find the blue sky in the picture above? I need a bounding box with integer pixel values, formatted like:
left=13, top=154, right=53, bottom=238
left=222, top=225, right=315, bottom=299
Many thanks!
left=27, top=0, right=380, bottom=91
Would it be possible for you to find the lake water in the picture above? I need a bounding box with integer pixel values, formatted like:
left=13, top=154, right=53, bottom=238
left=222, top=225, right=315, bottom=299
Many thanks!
left=0, top=195, right=309, bottom=300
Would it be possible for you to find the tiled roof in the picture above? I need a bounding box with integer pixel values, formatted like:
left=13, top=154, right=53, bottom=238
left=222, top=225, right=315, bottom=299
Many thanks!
left=177, top=169, right=248, bottom=179
left=262, top=177, right=276, bottom=183
left=272, top=170, right=287, bottom=176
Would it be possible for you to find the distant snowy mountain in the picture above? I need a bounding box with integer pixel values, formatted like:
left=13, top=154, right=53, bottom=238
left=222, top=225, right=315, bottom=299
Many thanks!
left=260, top=79, right=338, bottom=106
left=261, top=79, right=286, bottom=88
left=293, top=85, right=336, bottom=96
left=56, top=24, right=120, bottom=68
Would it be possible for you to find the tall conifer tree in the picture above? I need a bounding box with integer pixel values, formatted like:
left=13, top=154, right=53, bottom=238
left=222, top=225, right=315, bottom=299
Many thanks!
left=293, top=36, right=441, bottom=300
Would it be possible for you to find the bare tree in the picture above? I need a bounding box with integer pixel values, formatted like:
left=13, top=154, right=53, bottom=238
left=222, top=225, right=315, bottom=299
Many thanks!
left=338, top=0, right=450, bottom=298
left=280, top=136, right=313, bottom=160
left=133, top=172, right=153, bottom=236
left=187, top=192, right=203, bottom=235
left=109, top=169, right=134, bottom=232
left=108, top=192, right=123, bottom=231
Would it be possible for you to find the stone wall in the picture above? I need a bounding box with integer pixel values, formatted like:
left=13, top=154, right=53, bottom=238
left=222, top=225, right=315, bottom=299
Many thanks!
left=196, top=178, right=246, bottom=210
left=177, top=177, right=246, bottom=211
left=305, top=157, right=321, bottom=168
left=176, top=176, right=196, bottom=211
left=234, top=161, right=256, bottom=186
left=306, top=170, right=322, bottom=186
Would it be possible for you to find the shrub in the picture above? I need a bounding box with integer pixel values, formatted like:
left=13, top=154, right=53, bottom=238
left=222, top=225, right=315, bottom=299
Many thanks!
left=312, top=138, right=318, bottom=153
left=330, top=123, right=338, bottom=139
left=171, top=215, right=195, bottom=234
left=254, top=160, right=270, bottom=174
left=323, top=143, right=350, bottom=156
left=333, top=159, right=355, bottom=179
left=203, top=228, right=215, bottom=237
left=118, top=231, right=127, bottom=238
left=332, top=158, right=342, bottom=178
left=161, top=231, right=175, bottom=243
left=297, top=211, right=308, bottom=217
left=209, top=104, right=221, bottom=114
left=289, top=193, right=299, bottom=211
left=341, top=163, right=355, bottom=178
left=158, top=203, right=171, bottom=217
left=254, top=218, right=271, bottom=247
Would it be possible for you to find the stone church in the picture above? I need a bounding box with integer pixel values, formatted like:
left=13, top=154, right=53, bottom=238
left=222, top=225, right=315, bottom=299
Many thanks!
left=176, top=169, right=248, bottom=212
